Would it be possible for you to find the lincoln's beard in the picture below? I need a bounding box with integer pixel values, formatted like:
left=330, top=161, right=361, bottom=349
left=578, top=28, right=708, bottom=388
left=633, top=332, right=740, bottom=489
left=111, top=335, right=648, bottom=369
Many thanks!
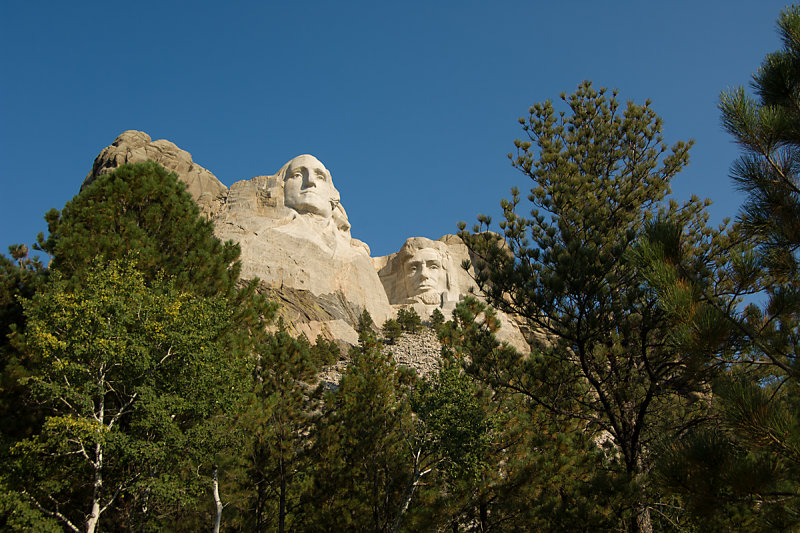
left=413, top=291, right=441, bottom=305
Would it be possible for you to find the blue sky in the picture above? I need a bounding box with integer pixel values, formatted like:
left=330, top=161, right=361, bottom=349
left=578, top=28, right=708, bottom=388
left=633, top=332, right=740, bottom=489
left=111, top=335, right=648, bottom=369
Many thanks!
left=0, top=1, right=792, bottom=259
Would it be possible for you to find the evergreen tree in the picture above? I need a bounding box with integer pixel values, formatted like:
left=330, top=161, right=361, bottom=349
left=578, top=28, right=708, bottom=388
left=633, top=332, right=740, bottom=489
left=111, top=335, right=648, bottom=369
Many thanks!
left=302, top=331, right=414, bottom=532
left=382, top=318, right=403, bottom=344
left=357, top=309, right=377, bottom=345
left=396, top=308, right=422, bottom=334
left=428, top=308, right=445, bottom=334
left=35, top=161, right=241, bottom=298
left=429, top=297, right=618, bottom=532
left=643, top=6, right=800, bottom=528
left=239, top=324, right=335, bottom=533
left=459, top=81, right=719, bottom=532
left=0, top=246, right=47, bottom=442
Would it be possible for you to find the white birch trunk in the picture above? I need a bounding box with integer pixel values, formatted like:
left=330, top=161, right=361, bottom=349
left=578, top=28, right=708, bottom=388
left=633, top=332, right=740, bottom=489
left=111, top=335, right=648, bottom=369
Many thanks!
left=212, top=466, right=222, bottom=533
left=86, top=372, right=105, bottom=533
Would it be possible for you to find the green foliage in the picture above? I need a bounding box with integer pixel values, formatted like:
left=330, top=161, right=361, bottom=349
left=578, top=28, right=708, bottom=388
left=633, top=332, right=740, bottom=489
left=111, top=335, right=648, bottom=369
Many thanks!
left=459, top=81, right=718, bottom=532
left=36, top=161, right=241, bottom=298
left=356, top=309, right=376, bottom=345
left=0, top=245, right=45, bottom=346
left=310, top=334, right=341, bottom=369
left=1, top=158, right=280, bottom=532
left=302, top=336, right=414, bottom=532
left=233, top=324, right=330, bottom=533
left=640, top=7, right=800, bottom=530
left=396, top=307, right=422, bottom=334
left=382, top=318, right=402, bottom=344
left=410, top=359, right=493, bottom=480
left=9, top=259, right=251, bottom=532
left=0, top=246, right=47, bottom=445
left=432, top=297, right=620, bottom=532
left=0, top=474, right=61, bottom=533
left=428, top=308, right=445, bottom=333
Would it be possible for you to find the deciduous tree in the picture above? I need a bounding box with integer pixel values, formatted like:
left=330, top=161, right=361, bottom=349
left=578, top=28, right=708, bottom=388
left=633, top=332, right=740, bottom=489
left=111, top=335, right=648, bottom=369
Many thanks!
left=10, top=259, right=250, bottom=533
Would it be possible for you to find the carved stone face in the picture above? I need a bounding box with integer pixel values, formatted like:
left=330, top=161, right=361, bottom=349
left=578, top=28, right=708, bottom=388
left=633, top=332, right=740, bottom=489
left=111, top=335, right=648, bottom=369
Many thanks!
left=403, top=248, right=448, bottom=304
left=283, top=155, right=337, bottom=218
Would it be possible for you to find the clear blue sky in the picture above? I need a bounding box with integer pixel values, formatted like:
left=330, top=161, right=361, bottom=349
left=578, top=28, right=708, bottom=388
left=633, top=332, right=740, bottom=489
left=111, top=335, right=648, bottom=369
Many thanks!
left=0, top=1, right=792, bottom=258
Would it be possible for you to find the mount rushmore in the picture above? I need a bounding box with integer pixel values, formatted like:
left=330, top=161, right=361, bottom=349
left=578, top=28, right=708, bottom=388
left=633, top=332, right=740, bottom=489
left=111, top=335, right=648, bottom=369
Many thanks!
left=85, top=131, right=529, bottom=352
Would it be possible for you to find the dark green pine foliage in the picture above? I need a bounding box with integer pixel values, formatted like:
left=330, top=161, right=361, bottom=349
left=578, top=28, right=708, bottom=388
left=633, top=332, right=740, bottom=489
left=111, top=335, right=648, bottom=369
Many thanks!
left=382, top=318, right=403, bottom=344
left=36, top=161, right=241, bottom=298
left=0, top=245, right=46, bottom=352
left=0, top=247, right=54, bottom=531
left=302, top=330, right=415, bottom=532
left=396, top=308, right=422, bottom=334
left=239, top=324, right=338, bottom=533
left=425, top=297, right=618, bottom=532
left=428, top=308, right=445, bottom=334
left=459, top=81, right=718, bottom=533
left=0, top=246, right=47, bottom=441
left=357, top=309, right=377, bottom=345
left=645, top=6, right=800, bottom=529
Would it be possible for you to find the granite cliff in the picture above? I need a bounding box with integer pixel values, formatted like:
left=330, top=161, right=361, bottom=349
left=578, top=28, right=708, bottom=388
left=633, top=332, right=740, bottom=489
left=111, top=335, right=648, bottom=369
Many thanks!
left=86, top=131, right=531, bottom=357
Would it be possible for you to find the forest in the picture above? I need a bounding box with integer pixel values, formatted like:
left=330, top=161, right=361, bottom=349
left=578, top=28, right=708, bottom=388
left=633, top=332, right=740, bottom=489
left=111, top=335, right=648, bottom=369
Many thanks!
left=1, top=6, right=799, bottom=533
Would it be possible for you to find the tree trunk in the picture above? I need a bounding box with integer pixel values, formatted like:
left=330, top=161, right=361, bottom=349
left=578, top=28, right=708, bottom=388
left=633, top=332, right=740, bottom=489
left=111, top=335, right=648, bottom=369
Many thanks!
left=634, top=504, right=653, bottom=533
left=212, top=466, right=222, bottom=533
left=278, top=455, right=286, bottom=533
left=86, top=391, right=105, bottom=533
left=391, top=475, right=419, bottom=533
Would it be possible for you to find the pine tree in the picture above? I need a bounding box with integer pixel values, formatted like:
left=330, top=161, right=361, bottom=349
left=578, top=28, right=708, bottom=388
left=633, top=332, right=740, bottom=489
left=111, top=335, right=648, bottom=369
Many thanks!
left=301, top=332, right=414, bottom=532
left=382, top=318, right=403, bottom=344
left=428, top=297, right=618, bottom=532
left=239, top=324, right=335, bottom=533
left=0, top=246, right=47, bottom=443
left=356, top=309, right=377, bottom=345
left=459, top=81, right=719, bottom=532
left=428, top=308, right=445, bottom=334
left=35, top=161, right=241, bottom=298
left=643, top=7, right=800, bottom=528
left=396, top=308, right=422, bottom=334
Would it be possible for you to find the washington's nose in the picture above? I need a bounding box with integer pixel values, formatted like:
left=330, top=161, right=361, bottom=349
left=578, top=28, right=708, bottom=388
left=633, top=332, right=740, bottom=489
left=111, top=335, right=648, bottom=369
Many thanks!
left=303, top=171, right=318, bottom=188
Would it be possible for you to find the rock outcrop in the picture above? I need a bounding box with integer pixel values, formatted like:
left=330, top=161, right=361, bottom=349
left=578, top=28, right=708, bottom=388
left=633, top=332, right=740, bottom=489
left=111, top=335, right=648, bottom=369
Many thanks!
left=374, top=235, right=530, bottom=353
left=213, top=154, right=393, bottom=332
left=86, top=131, right=531, bottom=356
left=84, top=130, right=228, bottom=218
